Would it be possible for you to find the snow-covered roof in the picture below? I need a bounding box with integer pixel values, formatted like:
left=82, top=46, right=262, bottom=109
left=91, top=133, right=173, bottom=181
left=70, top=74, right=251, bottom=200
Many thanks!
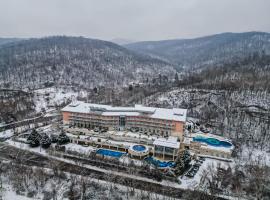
left=153, top=136, right=180, bottom=149
left=102, top=112, right=141, bottom=116
left=61, top=101, right=187, bottom=122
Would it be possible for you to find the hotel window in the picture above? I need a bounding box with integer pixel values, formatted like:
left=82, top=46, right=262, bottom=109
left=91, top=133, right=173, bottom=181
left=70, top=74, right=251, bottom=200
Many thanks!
left=155, top=145, right=164, bottom=153
left=165, top=147, right=174, bottom=154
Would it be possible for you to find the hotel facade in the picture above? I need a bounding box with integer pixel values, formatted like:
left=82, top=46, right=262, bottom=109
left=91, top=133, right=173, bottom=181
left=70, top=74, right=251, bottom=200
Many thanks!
left=61, top=101, right=187, bottom=140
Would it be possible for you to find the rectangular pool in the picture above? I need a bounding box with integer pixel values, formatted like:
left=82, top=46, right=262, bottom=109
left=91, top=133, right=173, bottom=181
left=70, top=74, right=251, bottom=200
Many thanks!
left=96, top=149, right=126, bottom=158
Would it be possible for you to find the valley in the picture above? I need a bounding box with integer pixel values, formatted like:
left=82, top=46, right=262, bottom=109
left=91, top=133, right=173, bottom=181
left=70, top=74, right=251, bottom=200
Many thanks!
left=0, top=32, right=269, bottom=200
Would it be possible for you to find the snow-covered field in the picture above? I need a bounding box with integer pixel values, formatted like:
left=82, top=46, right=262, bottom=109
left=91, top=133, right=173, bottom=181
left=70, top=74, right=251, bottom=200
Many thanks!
left=34, top=87, right=88, bottom=112
left=2, top=185, right=34, bottom=200
left=180, top=158, right=232, bottom=189
left=0, top=129, right=14, bottom=139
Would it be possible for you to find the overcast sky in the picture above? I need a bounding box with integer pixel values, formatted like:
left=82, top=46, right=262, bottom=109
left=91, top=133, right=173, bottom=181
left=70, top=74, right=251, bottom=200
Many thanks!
left=0, top=0, right=270, bottom=41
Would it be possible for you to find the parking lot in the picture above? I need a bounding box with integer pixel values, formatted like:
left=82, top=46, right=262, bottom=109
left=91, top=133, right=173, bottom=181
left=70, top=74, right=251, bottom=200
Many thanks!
left=185, top=156, right=205, bottom=178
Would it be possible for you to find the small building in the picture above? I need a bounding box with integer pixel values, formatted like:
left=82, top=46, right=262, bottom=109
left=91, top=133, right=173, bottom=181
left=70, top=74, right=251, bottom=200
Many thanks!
left=153, top=136, right=180, bottom=161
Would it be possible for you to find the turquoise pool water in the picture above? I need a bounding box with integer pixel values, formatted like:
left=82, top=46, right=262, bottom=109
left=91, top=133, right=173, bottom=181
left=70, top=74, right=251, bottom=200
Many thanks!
left=96, top=149, right=126, bottom=158
left=145, top=157, right=175, bottom=168
left=193, top=136, right=232, bottom=147
left=132, top=145, right=146, bottom=152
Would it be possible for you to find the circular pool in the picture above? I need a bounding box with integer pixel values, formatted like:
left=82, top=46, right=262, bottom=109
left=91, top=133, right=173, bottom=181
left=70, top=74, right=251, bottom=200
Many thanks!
left=128, top=144, right=149, bottom=157
left=193, top=136, right=232, bottom=147
left=132, top=145, right=146, bottom=152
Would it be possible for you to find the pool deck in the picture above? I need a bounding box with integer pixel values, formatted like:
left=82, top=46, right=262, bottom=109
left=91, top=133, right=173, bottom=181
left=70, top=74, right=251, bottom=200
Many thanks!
left=145, top=156, right=175, bottom=168
left=183, top=133, right=234, bottom=153
left=191, top=133, right=232, bottom=142
left=96, top=148, right=127, bottom=158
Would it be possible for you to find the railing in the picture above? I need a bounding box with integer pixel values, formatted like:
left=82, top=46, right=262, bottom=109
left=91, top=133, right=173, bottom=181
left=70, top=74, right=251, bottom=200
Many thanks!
left=70, top=114, right=176, bottom=126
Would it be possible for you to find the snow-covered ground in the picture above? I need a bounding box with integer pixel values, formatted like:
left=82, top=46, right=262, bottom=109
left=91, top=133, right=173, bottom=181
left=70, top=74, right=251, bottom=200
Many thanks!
left=179, top=158, right=232, bottom=190
left=34, top=87, right=88, bottom=112
left=65, top=143, right=95, bottom=155
left=0, top=129, right=14, bottom=139
left=0, top=164, right=175, bottom=200
left=5, top=140, right=48, bottom=155
left=65, top=128, right=159, bottom=142
left=2, top=186, right=34, bottom=200
left=5, top=137, right=233, bottom=192
left=3, top=121, right=268, bottom=200
left=238, top=145, right=270, bottom=166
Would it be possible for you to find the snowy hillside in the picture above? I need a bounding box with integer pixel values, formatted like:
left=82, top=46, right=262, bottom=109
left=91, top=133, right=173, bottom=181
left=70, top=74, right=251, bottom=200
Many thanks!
left=0, top=36, right=176, bottom=89
left=33, top=87, right=88, bottom=113
left=145, top=88, right=270, bottom=147
left=125, top=32, right=270, bottom=69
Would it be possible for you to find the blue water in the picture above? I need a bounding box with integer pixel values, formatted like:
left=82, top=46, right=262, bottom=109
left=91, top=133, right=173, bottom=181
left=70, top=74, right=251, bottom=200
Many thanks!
left=96, top=149, right=126, bottom=158
left=145, top=157, right=175, bottom=168
left=132, top=145, right=146, bottom=152
left=193, top=136, right=232, bottom=147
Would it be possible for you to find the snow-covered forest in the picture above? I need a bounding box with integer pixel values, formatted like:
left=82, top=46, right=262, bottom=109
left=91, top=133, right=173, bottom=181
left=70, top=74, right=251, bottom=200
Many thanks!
left=0, top=32, right=270, bottom=200
left=0, top=36, right=175, bottom=89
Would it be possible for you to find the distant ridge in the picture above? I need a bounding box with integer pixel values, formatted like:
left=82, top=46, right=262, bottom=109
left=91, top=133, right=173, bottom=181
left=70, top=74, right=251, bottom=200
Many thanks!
left=0, top=38, right=25, bottom=46
left=125, top=32, right=270, bottom=69
left=110, top=38, right=137, bottom=45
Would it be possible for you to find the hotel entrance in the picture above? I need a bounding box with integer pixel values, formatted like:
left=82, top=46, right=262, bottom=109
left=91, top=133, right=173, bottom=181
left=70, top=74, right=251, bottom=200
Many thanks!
left=119, top=116, right=126, bottom=131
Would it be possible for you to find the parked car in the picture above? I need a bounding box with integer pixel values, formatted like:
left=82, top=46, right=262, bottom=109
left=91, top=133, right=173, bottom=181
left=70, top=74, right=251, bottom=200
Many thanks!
left=199, top=156, right=205, bottom=161
left=186, top=171, right=195, bottom=177
left=100, top=128, right=107, bottom=133
left=202, top=129, right=210, bottom=133
left=193, top=166, right=199, bottom=172
left=130, top=127, right=139, bottom=132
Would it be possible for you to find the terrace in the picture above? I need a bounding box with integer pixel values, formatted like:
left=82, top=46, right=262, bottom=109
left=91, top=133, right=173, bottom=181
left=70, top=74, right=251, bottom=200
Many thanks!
left=183, top=132, right=234, bottom=159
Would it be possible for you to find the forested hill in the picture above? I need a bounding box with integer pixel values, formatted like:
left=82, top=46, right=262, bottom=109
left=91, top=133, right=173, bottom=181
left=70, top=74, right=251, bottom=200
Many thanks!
left=125, top=32, right=270, bottom=69
left=0, top=36, right=176, bottom=89
left=178, top=53, right=270, bottom=91
left=0, top=38, right=24, bottom=46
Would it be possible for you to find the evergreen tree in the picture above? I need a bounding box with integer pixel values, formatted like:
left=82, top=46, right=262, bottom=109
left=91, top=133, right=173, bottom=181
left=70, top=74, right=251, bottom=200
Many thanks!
left=93, top=87, right=98, bottom=94
left=41, top=134, right=51, bottom=149
left=27, top=129, right=41, bottom=147
left=175, top=155, right=185, bottom=176
left=50, top=134, right=58, bottom=143
left=174, top=72, right=179, bottom=84
left=182, top=149, right=191, bottom=166
left=174, top=149, right=191, bottom=175
left=128, top=84, right=133, bottom=91
left=57, top=130, right=70, bottom=145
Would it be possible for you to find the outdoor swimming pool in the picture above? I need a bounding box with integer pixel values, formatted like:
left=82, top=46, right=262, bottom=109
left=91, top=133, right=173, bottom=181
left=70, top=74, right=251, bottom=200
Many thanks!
left=193, top=136, right=232, bottom=147
left=128, top=144, right=149, bottom=157
left=145, top=157, right=175, bottom=168
left=132, top=145, right=146, bottom=152
left=96, top=149, right=126, bottom=158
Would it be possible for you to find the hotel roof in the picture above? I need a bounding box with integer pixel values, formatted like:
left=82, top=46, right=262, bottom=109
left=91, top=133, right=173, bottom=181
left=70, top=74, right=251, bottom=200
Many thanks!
left=61, top=101, right=187, bottom=122
left=153, top=136, right=180, bottom=149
